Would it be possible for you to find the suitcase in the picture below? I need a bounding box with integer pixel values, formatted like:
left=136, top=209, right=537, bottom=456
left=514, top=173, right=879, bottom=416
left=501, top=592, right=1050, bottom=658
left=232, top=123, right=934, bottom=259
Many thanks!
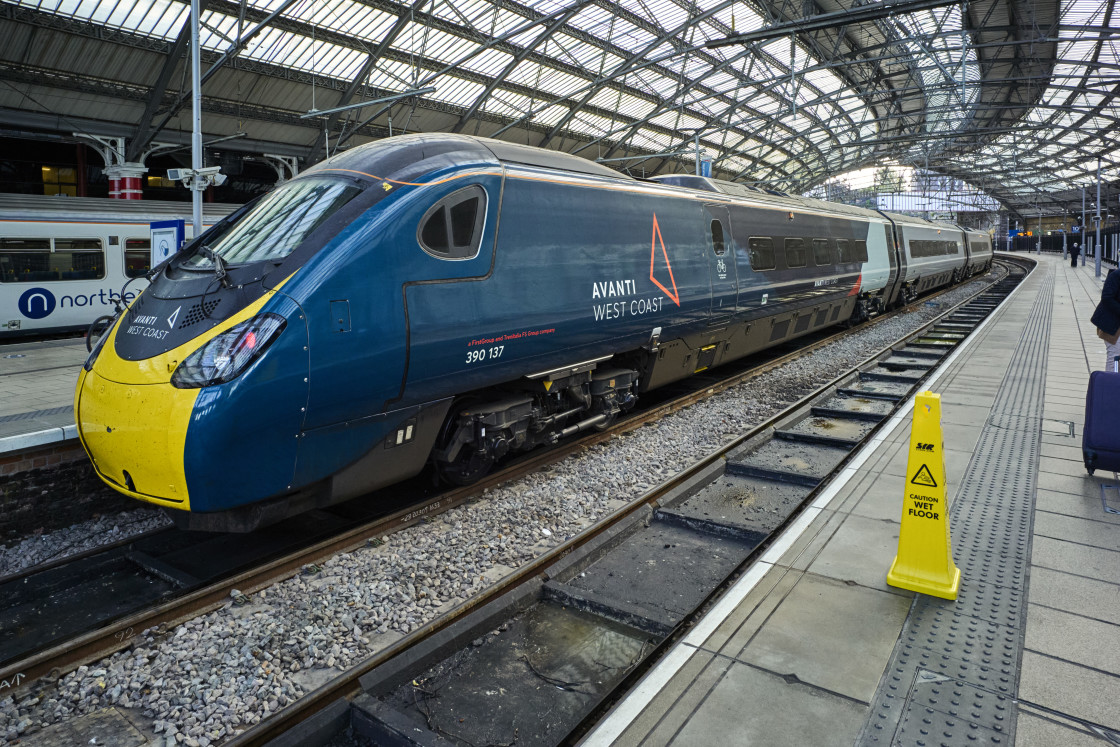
left=1084, top=357, right=1120, bottom=474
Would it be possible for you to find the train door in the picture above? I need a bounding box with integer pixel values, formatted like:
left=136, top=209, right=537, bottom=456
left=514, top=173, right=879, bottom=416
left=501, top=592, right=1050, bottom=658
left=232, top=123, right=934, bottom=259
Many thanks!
left=882, top=219, right=906, bottom=307
left=705, top=205, right=738, bottom=323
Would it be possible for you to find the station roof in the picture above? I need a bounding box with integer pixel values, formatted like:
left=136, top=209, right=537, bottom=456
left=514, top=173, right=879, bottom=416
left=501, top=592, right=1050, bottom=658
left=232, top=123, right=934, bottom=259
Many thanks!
left=0, top=0, right=1116, bottom=218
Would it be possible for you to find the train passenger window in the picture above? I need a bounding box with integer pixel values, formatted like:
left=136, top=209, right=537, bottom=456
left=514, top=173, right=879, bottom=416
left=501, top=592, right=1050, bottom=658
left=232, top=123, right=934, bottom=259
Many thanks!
left=54, top=239, right=105, bottom=280
left=125, top=238, right=151, bottom=278
left=812, top=239, right=832, bottom=266
left=748, top=237, right=775, bottom=270
left=0, top=237, right=104, bottom=282
left=785, top=238, right=806, bottom=268
left=710, top=220, right=726, bottom=255
left=910, top=239, right=935, bottom=258
left=836, top=238, right=851, bottom=262
left=853, top=239, right=868, bottom=262
left=418, top=185, right=487, bottom=260
left=0, top=238, right=50, bottom=283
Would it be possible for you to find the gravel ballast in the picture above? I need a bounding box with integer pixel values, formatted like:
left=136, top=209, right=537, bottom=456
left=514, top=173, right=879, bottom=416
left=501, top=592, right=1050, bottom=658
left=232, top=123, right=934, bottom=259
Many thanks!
left=0, top=508, right=172, bottom=578
left=0, top=272, right=1005, bottom=745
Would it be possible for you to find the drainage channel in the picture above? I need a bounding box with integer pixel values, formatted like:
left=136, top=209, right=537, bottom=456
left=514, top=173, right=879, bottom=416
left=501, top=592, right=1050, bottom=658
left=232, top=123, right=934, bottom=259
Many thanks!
left=247, top=263, right=1030, bottom=747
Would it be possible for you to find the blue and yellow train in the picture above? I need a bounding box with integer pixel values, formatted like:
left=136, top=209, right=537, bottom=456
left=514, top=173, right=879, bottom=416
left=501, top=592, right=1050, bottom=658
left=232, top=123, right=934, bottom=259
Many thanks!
left=75, top=134, right=992, bottom=531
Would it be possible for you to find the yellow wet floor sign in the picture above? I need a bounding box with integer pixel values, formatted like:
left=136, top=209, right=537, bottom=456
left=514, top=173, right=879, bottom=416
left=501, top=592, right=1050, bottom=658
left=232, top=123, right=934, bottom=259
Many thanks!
left=887, top=391, right=961, bottom=600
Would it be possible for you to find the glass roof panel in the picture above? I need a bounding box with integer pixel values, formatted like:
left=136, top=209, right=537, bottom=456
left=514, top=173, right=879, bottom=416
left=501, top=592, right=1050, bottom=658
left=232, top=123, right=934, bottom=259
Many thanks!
left=7, top=0, right=1118, bottom=214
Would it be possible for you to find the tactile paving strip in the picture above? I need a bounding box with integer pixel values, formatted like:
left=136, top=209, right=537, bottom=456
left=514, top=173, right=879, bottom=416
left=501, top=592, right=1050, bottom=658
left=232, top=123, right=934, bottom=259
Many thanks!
left=0, top=405, right=71, bottom=424
left=858, top=267, right=1053, bottom=745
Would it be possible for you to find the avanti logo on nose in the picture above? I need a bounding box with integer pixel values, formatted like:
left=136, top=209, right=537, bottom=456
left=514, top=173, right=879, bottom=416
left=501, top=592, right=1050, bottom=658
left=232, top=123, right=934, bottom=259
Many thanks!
left=18, top=287, right=56, bottom=319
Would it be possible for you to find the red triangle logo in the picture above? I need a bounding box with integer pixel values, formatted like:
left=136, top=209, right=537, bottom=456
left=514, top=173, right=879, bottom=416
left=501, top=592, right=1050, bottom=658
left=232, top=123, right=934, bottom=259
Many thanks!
left=848, top=272, right=862, bottom=296
left=649, top=213, right=680, bottom=307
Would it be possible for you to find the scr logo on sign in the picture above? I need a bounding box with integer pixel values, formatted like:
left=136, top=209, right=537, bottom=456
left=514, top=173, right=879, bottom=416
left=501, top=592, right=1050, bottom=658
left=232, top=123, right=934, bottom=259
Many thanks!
left=916, top=442, right=934, bottom=452
left=18, top=287, right=56, bottom=319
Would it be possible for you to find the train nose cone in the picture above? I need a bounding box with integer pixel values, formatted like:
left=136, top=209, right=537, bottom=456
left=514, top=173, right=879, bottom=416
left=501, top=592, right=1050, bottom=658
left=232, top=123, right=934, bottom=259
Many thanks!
left=76, top=367, right=198, bottom=509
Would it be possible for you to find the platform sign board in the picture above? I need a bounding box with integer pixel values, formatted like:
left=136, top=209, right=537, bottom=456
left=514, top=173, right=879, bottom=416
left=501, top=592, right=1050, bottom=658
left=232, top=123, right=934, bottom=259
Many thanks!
left=887, top=390, right=960, bottom=600
left=150, top=220, right=185, bottom=268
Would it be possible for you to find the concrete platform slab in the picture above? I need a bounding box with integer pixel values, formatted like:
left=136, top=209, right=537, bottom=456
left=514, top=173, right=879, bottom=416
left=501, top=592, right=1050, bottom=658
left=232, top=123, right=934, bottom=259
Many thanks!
left=804, top=513, right=906, bottom=594
left=670, top=660, right=868, bottom=746
left=737, top=573, right=912, bottom=702
left=1035, top=491, right=1120, bottom=526
left=1015, top=710, right=1114, bottom=747
left=1028, top=566, right=1120, bottom=624
left=613, top=650, right=728, bottom=747
left=1025, top=604, right=1120, bottom=674
left=1032, top=511, right=1120, bottom=552
left=1029, top=535, right=1120, bottom=580
left=1019, top=652, right=1120, bottom=733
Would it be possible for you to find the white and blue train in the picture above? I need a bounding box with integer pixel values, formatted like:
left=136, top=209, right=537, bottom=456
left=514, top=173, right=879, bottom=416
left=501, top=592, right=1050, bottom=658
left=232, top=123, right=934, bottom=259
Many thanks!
left=0, top=194, right=236, bottom=337
left=74, top=134, right=992, bottom=531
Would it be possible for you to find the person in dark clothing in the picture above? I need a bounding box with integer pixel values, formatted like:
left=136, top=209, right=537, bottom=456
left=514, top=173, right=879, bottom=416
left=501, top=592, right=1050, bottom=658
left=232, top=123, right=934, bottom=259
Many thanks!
left=1091, top=267, right=1120, bottom=370
left=1071, top=242, right=1081, bottom=267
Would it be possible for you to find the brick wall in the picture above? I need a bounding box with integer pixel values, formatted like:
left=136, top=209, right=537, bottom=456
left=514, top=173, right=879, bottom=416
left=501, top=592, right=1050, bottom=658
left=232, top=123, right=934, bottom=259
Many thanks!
left=0, top=442, right=135, bottom=542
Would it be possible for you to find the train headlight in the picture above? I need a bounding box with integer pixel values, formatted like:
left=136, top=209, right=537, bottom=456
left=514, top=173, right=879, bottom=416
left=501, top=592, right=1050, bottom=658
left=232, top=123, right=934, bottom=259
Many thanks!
left=171, top=313, right=286, bottom=389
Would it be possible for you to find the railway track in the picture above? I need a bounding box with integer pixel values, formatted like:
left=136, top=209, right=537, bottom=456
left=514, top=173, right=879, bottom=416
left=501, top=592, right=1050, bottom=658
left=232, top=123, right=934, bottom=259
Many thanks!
left=226, top=256, right=1032, bottom=746
left=0, top=259, right=1028, bottom=737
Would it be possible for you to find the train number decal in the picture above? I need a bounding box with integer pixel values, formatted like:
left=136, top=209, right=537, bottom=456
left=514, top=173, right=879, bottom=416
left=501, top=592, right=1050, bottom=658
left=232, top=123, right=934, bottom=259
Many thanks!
left=467, top=345, right=504, bottom=364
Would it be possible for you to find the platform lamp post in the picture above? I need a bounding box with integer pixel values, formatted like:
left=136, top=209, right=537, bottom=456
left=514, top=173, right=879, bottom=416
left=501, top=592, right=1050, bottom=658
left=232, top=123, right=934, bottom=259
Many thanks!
left=190, top=0, right=202, bottom=237
left=165, top=0, right=226, bottom=237
left=1096, top=155, right=1102, bottom=278
left=1082, top=187, right=1087, bottom=267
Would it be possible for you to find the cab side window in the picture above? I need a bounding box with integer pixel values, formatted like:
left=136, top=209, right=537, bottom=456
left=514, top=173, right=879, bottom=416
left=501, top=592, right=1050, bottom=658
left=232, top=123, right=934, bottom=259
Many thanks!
left=418, top=185, right=487, bottom=259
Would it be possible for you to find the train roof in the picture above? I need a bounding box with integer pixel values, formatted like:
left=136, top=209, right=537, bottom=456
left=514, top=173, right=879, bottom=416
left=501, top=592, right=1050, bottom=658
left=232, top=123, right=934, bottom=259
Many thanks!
left=877, top=210, right=963, bottom=233
left=0, top=193, right=239, bottom=221
left=648, top=173, right=888, bottom=220
left=313, top=133, right=628, bottom=184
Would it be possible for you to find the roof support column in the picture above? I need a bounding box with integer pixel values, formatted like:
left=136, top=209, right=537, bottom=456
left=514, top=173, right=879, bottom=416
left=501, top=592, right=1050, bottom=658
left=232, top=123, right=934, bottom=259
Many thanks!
left=75, top=134, right=148, bottom=200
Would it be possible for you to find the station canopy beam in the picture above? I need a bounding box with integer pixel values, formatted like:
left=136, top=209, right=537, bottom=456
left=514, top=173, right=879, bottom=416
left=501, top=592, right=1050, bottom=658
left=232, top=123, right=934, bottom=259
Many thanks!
left=0, top=0, right=1115, bottom=217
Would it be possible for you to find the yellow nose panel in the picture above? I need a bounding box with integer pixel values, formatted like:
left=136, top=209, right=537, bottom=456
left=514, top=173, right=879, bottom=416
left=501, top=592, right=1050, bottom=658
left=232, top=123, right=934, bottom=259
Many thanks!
left=76, top=368, right=199, bottom=508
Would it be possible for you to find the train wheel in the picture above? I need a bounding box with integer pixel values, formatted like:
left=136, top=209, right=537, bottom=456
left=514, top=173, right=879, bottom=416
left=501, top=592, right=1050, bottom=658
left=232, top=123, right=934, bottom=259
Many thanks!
left=432, top=397, right=495, bottom=486
left=437, top=449, right=494, bottom=486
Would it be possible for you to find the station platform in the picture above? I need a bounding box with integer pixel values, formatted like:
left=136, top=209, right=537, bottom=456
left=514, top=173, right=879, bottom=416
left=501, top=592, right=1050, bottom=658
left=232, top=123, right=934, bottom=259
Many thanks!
left=0, top=337, right=85, bottom=454
left=583, top=252, right=1120, bottom=747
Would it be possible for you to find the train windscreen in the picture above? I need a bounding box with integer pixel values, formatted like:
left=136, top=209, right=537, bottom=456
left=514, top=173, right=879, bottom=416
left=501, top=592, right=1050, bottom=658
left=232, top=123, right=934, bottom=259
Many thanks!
left=181, top=176, right=360, bottom=268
